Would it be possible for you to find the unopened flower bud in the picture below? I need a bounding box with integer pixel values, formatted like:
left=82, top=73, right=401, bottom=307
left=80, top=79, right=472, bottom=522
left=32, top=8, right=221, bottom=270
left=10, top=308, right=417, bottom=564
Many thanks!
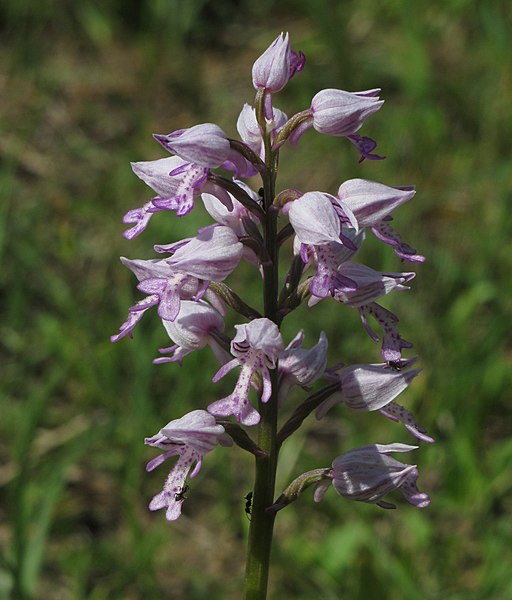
left=311, top=88, right=383, bottom=136
left=252, top=32, right=302, bottom=93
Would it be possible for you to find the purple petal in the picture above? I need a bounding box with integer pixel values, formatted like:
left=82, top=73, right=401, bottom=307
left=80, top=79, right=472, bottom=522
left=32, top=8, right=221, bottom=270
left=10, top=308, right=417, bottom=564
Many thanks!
left=379, top=401, right=435, bottom=443
left=372, top=222, right=426, bottom=263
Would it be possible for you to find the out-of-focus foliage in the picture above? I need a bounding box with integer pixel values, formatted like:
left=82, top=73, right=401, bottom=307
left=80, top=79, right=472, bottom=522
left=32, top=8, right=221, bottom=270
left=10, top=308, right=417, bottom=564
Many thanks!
left=1, top=1, right=511, bottom=598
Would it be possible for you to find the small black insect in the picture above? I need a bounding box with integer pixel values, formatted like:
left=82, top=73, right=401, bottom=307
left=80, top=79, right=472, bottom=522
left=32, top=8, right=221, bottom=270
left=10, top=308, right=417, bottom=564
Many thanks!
left=174, top=484, right=190, bottom=502
left=244, top=491, right=253, bottom=519
left=257, top=187, right=264, bottom=199
left=387, top=360, right=402, bottom=372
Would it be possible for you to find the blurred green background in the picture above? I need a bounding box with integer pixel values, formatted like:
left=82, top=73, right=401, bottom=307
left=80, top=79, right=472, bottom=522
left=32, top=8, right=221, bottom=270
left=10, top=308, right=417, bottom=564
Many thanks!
left=1, top=0, right=511, bottom=598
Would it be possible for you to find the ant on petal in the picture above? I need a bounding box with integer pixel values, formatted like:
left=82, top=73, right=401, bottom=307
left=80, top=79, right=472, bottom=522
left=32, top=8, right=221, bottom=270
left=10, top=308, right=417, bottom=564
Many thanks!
left=174, top=484, right=190, bottom=502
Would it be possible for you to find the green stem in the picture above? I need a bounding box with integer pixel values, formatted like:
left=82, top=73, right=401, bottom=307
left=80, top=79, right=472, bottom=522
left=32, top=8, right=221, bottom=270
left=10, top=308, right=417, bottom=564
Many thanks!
left=243, top=107, right=280, bottom=600
left=243, top=371, right=279, bottom=600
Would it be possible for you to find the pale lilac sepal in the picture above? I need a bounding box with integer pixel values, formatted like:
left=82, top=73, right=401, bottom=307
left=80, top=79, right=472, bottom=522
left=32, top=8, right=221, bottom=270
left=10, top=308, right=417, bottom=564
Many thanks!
left=311, top=88, right=384, bottom=136
left=333, top=262, right=415, bottom=306
left=154, top=300, right=226, bottom=365
left=131, top=156, right=188, bottom=197
left=252, top=32, right=291, bottom=93
left=279, top=331, right=328, bottom=387
left=278, top=331, right=328, bottom=402
left=316, top=363, right=420, bottom=419
left=231, top=318, right=284, bottom=367
left=167, top=226, right=243, bottom=281
left=288, top=192, right=341, bottom=245
left=120, top=256, right=174, bottom=281
left=201, top=182, right=260, bottom=236
left=154, top=123, right=230, bottom=168
left=237, top=103, right=289, bottom=157
left=237, top=103, right=264, bottom=154
left=337, top=179, right=416, bottom=228
left=330, top=443, right=430, bottom=509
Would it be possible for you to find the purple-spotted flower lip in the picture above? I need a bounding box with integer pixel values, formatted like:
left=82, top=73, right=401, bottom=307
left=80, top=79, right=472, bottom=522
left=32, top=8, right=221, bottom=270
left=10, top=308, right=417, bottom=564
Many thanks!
left=144, top=410, right=230, bottom=521
left=126, top=156, right=233, bottom=224
left=208, top=318, right=284, bottom=426
left=359, top=302, right=414, bottom=363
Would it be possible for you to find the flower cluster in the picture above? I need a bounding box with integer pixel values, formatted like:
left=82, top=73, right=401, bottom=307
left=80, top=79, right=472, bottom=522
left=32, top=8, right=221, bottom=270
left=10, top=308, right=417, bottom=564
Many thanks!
left=112, top=32, right=432, bottom=522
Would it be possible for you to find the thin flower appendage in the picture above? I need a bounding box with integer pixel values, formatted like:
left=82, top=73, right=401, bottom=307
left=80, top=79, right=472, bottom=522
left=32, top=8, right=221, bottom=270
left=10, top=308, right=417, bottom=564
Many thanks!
left=359, top=302, right=413, bottom=362
left=347, top=134, right=385, bottom=163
